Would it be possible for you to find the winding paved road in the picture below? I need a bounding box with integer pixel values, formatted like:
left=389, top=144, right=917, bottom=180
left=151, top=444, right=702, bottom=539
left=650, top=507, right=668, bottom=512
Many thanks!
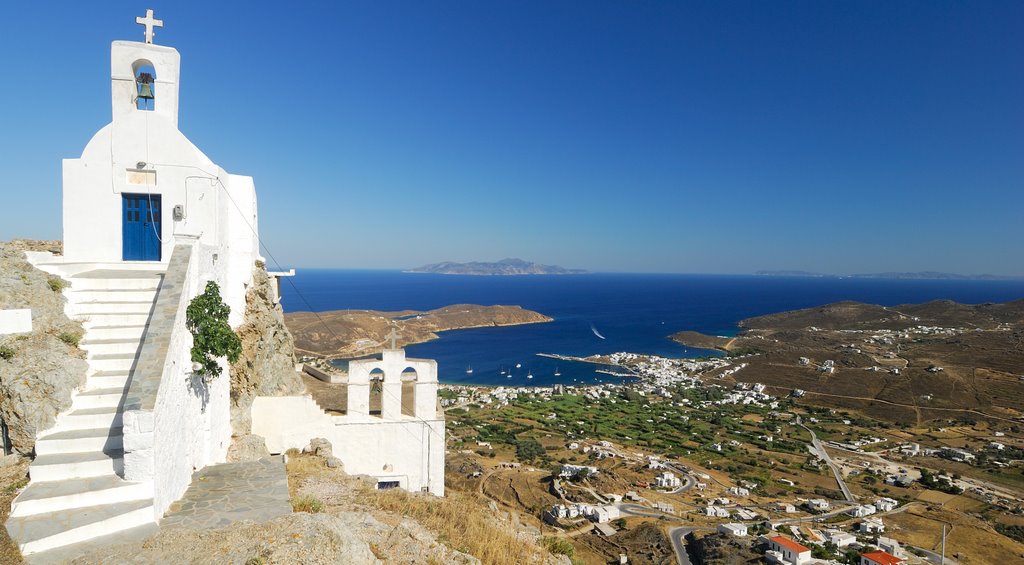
left=664, top=464, right=696, bottom=494
left=798, top=417, right=856, bottom=502
left=668, top=527, right=693, bottom=565
left=617, top=503, right=678, bottom=518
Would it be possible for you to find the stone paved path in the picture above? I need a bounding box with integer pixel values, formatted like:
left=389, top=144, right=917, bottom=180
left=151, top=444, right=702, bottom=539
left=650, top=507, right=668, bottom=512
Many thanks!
left=160, top=456, right=292, bottom=529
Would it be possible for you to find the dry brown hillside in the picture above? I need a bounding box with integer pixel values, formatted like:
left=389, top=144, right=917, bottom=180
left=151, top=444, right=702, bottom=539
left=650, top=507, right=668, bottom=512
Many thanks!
left=672, top=299, right=1024, bottom=425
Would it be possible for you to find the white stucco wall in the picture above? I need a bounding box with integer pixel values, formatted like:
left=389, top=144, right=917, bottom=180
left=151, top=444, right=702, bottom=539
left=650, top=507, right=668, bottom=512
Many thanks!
left=121, top=240, right=234, bottom=518
left=252, top=349, right=445, bottom=496
left=252, top=396, right=446, bottom=496
left=150, top=243, right=233, bottom=515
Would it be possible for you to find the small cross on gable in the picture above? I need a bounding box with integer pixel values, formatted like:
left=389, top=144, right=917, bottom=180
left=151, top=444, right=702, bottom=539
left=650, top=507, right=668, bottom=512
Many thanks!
left=386, top=326, right=402, bottom=350
left=136, top=9, right=164, bottom=44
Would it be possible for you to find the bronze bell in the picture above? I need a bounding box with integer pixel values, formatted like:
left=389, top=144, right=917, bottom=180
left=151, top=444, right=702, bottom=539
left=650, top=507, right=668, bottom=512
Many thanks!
left=137, top=82, right=154, bottom=100
left=136, top=72, right=155, bottom=100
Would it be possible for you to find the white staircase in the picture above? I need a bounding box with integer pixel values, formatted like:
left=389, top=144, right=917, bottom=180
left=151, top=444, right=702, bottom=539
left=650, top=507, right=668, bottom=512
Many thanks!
left=6, top=268, right=164, bottom=560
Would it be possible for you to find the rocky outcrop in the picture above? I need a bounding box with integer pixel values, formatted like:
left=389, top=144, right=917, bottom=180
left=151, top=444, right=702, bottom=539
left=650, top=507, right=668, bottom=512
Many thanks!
left=70, top=509, right=481, bottom=565
left=228, top=262, right=304, bottom=436
left=225, top=433, right=271, bottom=462
left=0, top=240, right=87, bottom=455
left=302, top=437, right=343, bottom=470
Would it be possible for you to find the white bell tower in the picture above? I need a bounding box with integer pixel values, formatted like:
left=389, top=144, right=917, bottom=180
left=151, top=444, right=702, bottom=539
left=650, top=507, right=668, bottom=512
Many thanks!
left=110, top=38, right=181, bottom=128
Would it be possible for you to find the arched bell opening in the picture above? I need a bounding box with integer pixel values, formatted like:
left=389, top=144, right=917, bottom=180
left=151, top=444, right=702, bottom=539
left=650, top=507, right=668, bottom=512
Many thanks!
left=132, top=59, right=157, bottom=111
left=401, top=367, right=418, bottom=417
left=368, top=368, right=385, bottom=418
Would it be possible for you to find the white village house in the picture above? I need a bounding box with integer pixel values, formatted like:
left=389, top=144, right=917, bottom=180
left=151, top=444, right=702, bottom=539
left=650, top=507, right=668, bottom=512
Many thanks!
left=7, top=11, right=443, bottom=559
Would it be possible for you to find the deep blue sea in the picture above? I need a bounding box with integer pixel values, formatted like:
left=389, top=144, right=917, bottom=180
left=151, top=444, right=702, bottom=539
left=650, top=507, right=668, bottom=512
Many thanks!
left=282, top=271, right=1024, bottom=387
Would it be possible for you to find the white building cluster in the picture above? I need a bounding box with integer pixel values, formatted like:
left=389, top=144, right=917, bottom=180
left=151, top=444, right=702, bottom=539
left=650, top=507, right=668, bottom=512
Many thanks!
left=545, top=503, right=621, bottom=524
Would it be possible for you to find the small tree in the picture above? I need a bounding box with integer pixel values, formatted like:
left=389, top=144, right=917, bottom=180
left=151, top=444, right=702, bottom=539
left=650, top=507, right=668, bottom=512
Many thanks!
left=186, top=281, right=241, bottom=379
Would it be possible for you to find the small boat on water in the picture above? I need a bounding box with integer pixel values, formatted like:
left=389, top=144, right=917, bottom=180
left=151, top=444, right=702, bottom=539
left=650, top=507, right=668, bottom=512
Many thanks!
left=554, top=367, right=561, bottom=376
left=466, top=366, right=473, bottom=374
left=526, top=371, right=533, bottom=379
left=515, top=363, right=522, bottom=369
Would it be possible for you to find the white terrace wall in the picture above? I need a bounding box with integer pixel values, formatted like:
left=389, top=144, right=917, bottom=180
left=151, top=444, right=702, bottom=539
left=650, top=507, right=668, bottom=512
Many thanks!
left=252, top=349, right=445, bottom=496
left=121, top=238, right=237, bottom=518
left=253, top=396, right=445, bottom=496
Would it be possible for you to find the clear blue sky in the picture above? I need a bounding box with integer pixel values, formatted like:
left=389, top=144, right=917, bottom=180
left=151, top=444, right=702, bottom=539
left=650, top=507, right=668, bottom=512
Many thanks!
left=1, top=2, right=1022, bottom=275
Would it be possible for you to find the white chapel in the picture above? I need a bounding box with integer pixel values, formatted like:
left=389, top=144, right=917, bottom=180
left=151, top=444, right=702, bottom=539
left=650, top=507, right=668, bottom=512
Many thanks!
left=9, top=11, right=444, bottom=560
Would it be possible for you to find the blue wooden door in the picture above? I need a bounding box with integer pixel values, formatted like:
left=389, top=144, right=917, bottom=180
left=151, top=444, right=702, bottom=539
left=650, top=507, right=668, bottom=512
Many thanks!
left=122, top=194, right=162, bottom=261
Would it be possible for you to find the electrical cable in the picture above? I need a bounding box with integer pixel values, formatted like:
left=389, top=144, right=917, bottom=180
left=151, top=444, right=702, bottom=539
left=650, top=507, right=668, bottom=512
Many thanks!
left=209, top=175, right=448, bottom=457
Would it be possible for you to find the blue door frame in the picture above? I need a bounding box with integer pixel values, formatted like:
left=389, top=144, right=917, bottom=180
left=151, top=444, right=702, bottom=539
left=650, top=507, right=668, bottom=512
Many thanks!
left=122, top=194, right=162, bottom=261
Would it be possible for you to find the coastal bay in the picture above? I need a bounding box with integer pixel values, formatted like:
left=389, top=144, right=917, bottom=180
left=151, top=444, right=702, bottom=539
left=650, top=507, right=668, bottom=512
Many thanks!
left=284, top=269, right=1024, bottom=385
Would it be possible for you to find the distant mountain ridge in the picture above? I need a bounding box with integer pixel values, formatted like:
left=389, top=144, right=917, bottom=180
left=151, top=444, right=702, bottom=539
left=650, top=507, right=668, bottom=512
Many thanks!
left=755, top=270, right=1018, bottom=280
left=754, top=270, right=828, bottom=277
left=407, top=258, right=587, bottom=276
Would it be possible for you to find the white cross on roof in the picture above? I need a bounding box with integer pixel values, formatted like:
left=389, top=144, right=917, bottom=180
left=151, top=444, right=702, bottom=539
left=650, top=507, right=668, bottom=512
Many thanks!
left=136, top=9, right=164, bottom=44
left=386, top=326, right=401, bottom=349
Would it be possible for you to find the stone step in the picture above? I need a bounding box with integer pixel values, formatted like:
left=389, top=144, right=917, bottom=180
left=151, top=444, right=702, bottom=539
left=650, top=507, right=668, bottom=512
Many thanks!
left=11, top=475, right=152, bottom=517
left=86, top=370, right=132, bottom=389
left=70, top=270, right=163, bottom=291
left=22, top=521, right=160, bottom=565
left=72, top=301, right=155, bottom=316
left=54, top=407, right=123, bottom=432
left=80, top=337, right=144, bottom=357
left=67, top=289, right=159, bottom=303
left=71, top=387, right=127, bottom=410
left=85, top=353, right=136, bottom=373
left=29, top=450, right=124, bottom=482
left=35, top=427, right=123, bottom=455
left=6, top=498, right=154, bottom=556
left=80, top=312, right=152, bottom=328
left=81, top=324, right=148, bottom=341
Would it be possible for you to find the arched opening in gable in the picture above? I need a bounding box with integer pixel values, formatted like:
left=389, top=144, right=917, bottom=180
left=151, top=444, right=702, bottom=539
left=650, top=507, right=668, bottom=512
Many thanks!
left=401, top=367, right=418, bottom=417
left=132, top=60, right=157, bottom=111
left=368, top=368, right=385, bottom=418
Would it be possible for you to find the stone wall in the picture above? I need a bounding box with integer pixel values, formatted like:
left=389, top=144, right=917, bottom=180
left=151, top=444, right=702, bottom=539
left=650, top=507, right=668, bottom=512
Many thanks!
left=0, top=240, right=87, bottom=455
left=228, top=262, right=304, bottom=435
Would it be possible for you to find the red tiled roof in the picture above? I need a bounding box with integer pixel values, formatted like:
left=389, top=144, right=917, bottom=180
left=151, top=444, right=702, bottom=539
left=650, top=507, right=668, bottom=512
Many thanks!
left=770, top=536, right=810, bottom=554
left=862, top=550, right=904, bottom=565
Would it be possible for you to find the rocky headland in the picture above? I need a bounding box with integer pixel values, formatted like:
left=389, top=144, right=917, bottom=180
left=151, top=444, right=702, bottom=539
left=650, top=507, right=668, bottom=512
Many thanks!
left=285, top=304, right=552, bottom=358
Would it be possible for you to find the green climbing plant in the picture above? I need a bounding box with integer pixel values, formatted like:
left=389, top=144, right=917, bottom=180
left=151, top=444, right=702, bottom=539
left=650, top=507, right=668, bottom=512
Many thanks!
left=185, top=281, right=241, bottom=379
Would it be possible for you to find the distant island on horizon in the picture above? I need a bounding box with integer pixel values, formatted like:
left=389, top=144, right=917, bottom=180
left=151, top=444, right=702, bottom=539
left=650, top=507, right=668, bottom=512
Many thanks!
left=407, top=258, right=588, bottom=276
left=754, top=270, right=1020, bottom=281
